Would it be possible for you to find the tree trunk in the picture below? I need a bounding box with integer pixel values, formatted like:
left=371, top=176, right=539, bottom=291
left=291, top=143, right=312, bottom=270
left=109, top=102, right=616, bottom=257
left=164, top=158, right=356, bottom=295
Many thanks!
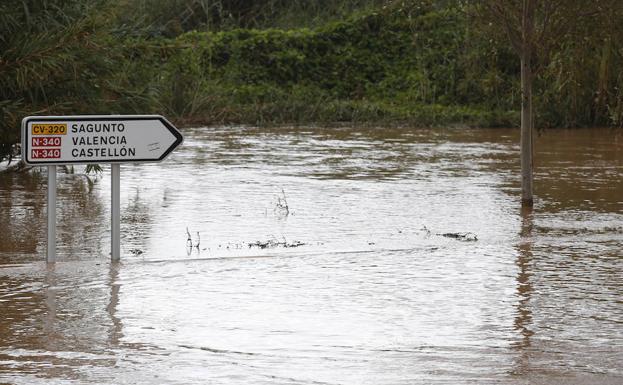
left=520, top=0, right=535, bottom=207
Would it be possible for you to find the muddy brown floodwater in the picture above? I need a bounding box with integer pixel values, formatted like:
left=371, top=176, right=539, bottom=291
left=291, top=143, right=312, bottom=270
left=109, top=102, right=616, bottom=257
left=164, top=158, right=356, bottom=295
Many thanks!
left=0, top=126, right=622, bottom=384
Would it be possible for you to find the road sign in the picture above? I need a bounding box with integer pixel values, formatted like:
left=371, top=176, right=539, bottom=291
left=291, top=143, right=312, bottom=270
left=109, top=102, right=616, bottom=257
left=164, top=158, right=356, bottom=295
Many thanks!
left=22, top=115, right=184, bottom=263
left=22, top=115, right=183, bottom=165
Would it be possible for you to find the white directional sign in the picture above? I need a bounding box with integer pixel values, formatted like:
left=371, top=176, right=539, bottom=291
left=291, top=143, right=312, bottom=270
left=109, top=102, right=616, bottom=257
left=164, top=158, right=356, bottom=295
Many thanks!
left=22, top=115, right=183, bottom=165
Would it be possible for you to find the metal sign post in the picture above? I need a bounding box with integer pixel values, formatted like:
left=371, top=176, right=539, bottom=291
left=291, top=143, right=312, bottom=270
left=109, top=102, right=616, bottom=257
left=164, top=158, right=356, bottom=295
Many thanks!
left=22, top=115, right=183, bottom=263
left=111, top=164, right=121, bottom=262
left=47, top=165, right=57, bottom=263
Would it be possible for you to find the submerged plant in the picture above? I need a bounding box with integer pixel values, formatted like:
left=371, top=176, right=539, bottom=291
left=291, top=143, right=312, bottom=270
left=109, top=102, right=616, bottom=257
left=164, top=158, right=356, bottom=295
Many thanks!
left=274, top=188, right=290, bottom=217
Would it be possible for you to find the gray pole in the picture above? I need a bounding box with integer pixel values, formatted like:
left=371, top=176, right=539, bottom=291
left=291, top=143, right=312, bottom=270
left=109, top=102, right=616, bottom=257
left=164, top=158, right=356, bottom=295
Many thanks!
left=111, top=164, right=121, bottom=262
left=47, top=165, right=56, bottom=263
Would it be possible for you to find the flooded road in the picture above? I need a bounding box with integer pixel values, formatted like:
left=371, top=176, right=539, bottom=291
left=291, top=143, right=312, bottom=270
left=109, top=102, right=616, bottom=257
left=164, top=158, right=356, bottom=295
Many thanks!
left=1, top=126, right=622, bottom=384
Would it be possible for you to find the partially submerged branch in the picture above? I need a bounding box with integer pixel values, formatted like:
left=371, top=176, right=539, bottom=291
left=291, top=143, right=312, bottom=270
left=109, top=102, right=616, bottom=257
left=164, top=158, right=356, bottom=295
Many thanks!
left=274, top=188, right=290, bottom=217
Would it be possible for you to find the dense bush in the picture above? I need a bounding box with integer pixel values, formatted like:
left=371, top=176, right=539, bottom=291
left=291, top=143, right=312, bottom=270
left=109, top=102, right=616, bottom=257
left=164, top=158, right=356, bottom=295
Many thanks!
left=2, top=0, right=622, bottom=162
left=119, top=3, right=521, bottom=127
left=111, top=1, right=623, bottom=129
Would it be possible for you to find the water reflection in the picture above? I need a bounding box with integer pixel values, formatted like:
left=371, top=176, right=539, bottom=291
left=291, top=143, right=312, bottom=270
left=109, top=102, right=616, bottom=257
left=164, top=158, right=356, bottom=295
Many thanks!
left=0, top=170, right=46, bottom=258
left=56, top=171, right=107, bottom=260
left=42, top=267, right=60, bottom=352
left=512, top=205, right=535, bottom=375
left=121, top=187, right=153, bottom=256
left=106, top=263, right=122, bottom=349
left=0, top=168, right=107, bottom=263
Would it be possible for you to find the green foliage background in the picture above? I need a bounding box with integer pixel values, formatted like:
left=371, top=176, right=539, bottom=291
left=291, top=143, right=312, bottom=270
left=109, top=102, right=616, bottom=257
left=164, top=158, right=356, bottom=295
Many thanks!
left=2, top=0, right=623, bottom=161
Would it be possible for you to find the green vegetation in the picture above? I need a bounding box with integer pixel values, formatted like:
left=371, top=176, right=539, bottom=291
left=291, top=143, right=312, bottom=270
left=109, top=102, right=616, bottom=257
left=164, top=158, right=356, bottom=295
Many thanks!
left=0, top=0, right=119, bottom=161
left=2, top=0, right=622, bottom=162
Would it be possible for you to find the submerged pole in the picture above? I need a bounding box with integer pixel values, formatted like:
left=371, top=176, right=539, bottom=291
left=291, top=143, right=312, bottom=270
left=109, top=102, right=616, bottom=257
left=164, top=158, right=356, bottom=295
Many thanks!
left=111, top=164, right=120, bottom=262
left=47, top=165, right=57, bottom=263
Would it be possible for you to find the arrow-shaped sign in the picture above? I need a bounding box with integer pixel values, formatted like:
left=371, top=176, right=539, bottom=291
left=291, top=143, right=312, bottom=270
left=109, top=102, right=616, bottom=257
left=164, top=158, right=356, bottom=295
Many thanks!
left=22, top=115, right=183, bottom=165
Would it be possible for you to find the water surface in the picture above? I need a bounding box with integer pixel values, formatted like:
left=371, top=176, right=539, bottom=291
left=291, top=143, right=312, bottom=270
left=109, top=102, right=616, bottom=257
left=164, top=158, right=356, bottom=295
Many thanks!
left=1, top=127, right=622, bottom=384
